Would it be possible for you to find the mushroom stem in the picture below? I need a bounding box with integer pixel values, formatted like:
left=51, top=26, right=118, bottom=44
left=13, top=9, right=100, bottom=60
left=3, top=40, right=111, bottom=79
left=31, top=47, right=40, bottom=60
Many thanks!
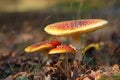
left=71, top=34, right=81, bottom=48
left=58, top=53, right=71, bottom=79
left=59, top=54, right=66, bottom=60
left=42, top=53, right=48, bottom=62
left=66, top=53, right=70, bottom=79
left=71, top=35, right=83, bottom=61
left=41, top=51, right=51, bottom=64
left=64, top=53, right=70, bottom=79
left=71, top=34, right=87, bottom=61
left=46, top=57, right=52, bottom=65
left=42, top=53, right=53, bottom=65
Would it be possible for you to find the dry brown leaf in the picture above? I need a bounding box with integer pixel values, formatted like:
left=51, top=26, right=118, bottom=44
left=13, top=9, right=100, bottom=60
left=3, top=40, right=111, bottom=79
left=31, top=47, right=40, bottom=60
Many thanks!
left=112, top=64, right=119, bottom=71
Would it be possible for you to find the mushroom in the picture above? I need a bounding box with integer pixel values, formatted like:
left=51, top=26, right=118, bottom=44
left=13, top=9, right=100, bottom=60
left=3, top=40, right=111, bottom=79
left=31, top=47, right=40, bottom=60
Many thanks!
left=44, top=19, right=108, bottom=36
left=24, top=40, right=61, bottom=64
left=44, top=19, right=108, bottom=60
left=48, top=44, right=76, bottom=79
left=49, top=44, right=76, bottom=60
left=81, top=42, right=104, bottom=55
left=81, top=42, right=105, bottom=68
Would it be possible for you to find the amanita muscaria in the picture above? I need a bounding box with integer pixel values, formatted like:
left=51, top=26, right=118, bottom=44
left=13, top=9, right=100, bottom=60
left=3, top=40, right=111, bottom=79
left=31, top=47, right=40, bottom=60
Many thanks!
left=24, top=40, right=61, bottom=64
left=44, top=19, right=108, bottom=60
left=44, top=19, right=108, bottom=36
left=49, top=44, right=76, bottom=60
left=49, top=44, right=76, bottom=78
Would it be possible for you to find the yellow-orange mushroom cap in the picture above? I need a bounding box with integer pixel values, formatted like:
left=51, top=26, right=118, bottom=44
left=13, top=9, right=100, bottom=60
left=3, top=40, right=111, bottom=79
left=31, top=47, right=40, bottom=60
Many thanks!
left=25, top=40, right=61, bottom=53
left=49, top=44, right=76, bottom=54
left=44, top=19, right=108, bottom=36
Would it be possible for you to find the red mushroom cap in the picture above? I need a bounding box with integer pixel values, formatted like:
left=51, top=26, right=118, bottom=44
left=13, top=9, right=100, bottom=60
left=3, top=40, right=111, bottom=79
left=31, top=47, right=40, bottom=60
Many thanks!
left=44, top=19, right=108, bottom=36
left=49, top=44, right=76, bottom=54
left=25, top=40, right=61, bottom=53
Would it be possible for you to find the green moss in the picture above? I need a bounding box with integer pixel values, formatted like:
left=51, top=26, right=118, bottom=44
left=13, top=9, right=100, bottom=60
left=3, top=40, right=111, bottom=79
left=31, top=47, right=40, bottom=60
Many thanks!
left=111, top=74, right=120, bottom=80
left=99, top=74, right=120, bottom=80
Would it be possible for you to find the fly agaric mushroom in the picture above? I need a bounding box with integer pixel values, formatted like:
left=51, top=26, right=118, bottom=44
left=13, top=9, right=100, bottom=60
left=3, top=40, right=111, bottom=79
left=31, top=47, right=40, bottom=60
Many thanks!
left=44, top=19, right=108, bottom=36
left=24, top=40, right=61, bottom=64
left=49, top=44, right=76, bottom=59
left=49, top=44, right=76, bottom=79
left=49, top=44, right=76, bottom=64
left=44, top=19, right=108, bottom=60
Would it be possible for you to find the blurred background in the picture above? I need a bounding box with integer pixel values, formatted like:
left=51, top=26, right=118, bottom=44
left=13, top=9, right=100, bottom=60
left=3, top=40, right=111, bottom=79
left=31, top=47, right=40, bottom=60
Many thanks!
left=0, top=0, right=120, bottom=56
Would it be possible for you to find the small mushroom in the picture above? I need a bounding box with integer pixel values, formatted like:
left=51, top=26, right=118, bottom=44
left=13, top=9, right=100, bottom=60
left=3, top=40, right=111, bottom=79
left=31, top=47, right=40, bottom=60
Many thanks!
left=24, top=40, right=61, bottom=64
left=25, top=40, right=61, bottom=52
left=81, top=42, right=104, bottom=55
left=49, top=44, right=76, bottom=60
left=81, top=42, right=105, bottom=69
left=44, top=19, right=108, bottom=60
left=48, top=44, right=76, bottom=79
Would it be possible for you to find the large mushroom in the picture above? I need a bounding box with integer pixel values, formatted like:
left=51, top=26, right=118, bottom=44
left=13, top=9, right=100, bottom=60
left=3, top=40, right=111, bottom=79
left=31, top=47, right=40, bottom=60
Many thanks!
left=44, top=19, right=108, bottom=60
left=44, top=19, right=108, bottom=36
left=24, top=40, right=61, bottom=64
